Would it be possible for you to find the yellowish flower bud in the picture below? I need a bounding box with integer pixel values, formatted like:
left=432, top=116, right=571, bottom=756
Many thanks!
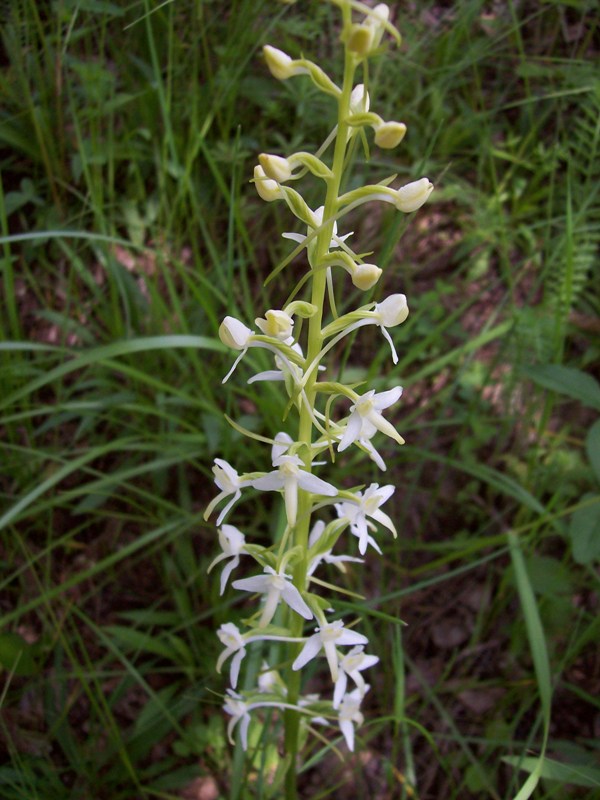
left=347, top=24, right=374, bottom=56
left=352, top=263, right=382, bottom=290
left=255, top=309, right=294, bottom=340
left=253, top=165, right=283, bottom=202
left=375, top=294, right=409, bottom=326
left=258, top=153, right=293, bottom=183
left=394, top=178, right=433, bottom=212
left=263, top=45, right=307, bottom=80
left=373, top=121, right=407, bottom=149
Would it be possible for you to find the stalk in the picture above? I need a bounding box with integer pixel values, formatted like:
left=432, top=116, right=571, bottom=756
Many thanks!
left=283, top=30, right=356, bottom=800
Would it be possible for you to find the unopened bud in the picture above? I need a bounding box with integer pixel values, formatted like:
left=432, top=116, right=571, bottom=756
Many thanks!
left=258, top=153, right=293, bottom=183
left=350, top=84, right=370, bottom=114
left=263, top=45, right=307, bottom=80
left=394, top=178, right=433, bottom=212
left=347, top=24, right=374, bottom=56
left=254, top=165, right=283, bottom=202
left=352, top=263, right=382, bottom=290
left=373, top=121, right=407, bottom=149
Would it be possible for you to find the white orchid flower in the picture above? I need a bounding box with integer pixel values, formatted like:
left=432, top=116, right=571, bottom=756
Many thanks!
left=204, top=459, right=251, bottom=526
left=338, top=386, right=405, bottom=453
left=207, top=525, right=248, bottom=595
left=335, top=483, right=396, bottom=555
left=217, top=622, right=305, bottom=688
left=223, top=689, right=305, bottom=750
left=232, top=566, right=313, bottom=627
left=251, top=454, right=337, bottom=527
left=292, top=620, right=368, bottom=682
left=333, top=647, right=379, bottom=709
left=337, top=686, right=368, bottom=751
left=307, top=520, right=363, bottom=576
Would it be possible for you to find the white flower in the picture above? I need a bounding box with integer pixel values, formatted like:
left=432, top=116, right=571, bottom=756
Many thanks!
left=207, top=525, right=248, bottom=594
left=219, top=316, right=253, bottom=350
left=255, top=309, right=294, bottom=341
left=253, top=164, right=284, bottom=202
left=351, top=262, right=382, bottom=290
left=337, top=687, right=368, bottom=751
left=333, top=647, right=379, bottom=709
left=292, top=620, right=368, bottom=682
left=251, top=454, right=337, bottom=527
left=307, top=520, right=363, bottom=576
left=232, top=566, right=313, bottom=627
left=335, top=483, right=397, bottom=555
left=338, top=386, right=404, bottom=453
left=373, top=294, right=409, bottom=364
left=204, top=459, right=249, bottom=525
left=216, top=623, right=249, bottom=689
left=350, top=83, right=370, bottom=114
left=282, top=205, right=353, bottom=251
left=223, top=690, right=252, bottom=748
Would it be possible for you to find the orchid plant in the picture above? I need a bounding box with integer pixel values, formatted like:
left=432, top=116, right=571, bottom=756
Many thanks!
left=205, top=2, right=433, bottom=795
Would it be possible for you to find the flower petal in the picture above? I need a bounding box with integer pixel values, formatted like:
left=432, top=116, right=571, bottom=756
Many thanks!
left=292, top=634, right=321, bottom=671
left=281, top=583, right=313, bottom=620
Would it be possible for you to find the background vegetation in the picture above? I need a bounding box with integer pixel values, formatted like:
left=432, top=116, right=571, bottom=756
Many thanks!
left=1, top=0, right=599, bottom=798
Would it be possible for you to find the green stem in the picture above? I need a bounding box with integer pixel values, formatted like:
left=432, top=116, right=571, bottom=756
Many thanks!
left=283, top=31, right=356, bottom=800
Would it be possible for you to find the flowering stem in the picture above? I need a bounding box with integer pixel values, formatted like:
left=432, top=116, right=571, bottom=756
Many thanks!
left=283, top=21, right=356, bottom=797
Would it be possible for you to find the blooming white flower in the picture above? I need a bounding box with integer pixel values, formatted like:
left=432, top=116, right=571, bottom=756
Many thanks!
left=292, top=620, right=368, bottom=682
left=333, top=646, right=379, bottom=709
left=232, top=566, right=313, bottom=627
left=204, top=459, right=249, bottom=526
left=373, top=294, right=408, bottom=364
left=337, top=686, right=368, bottom=751
left=255, top=309, right=294, bottom=341
left=307, top=520, right=363, bottom=576
left=335, top=483, right=397, bottom=555
left=223, top=690, right=252, bottom=748
left=207, top=524, right=248, bottom=594
left=219, top=316, right=253, bottom=350
left=338, top=386, right=404, bottom=453
left=349, top=83, right=370, bottom=115
left=216, top=623, right=249, bottom=689
left=251, top=454, right=337, bottom=527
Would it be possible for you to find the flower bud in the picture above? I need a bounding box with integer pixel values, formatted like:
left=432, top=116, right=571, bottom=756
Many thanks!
left=258, top=153, right=293, bottom=183
left=255, top=309, right=294, bottom=340
left=350, top=83, right=370, bottom=115
left=352, top=263, right=382, bottom=290
left=253, top=165, right=283, bottom=202
left=394, top=178, right=433, bottom=212
left=373, top=121, right=407, bottom=149
left=347, top=24, right=375, bottom=57
left=219, top=316, right=253, bottom=350
left=263, top=45, right=306, bottom=80
left=375, top=294, right=409, bottom=326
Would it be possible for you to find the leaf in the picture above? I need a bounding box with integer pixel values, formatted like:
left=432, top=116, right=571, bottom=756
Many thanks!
left=503, top=755, right=600, bottom=789
left=586, top=419, right=600, bottom=482
left=569, top=494, right=600, bottom=564
left=525, top=364, right=600, bottom=410
left=0, top=632, right=39, bottom=676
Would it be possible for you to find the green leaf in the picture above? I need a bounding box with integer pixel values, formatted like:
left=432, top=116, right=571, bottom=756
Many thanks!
left=569, top=494, right=600, bottom=564
left=525, top=364, right=600, bottom=410
left=0, top=632, right=39, bottom=676
left=503, top=755, right=600, bottom=789
left=586, top=419, right=600, bottom=482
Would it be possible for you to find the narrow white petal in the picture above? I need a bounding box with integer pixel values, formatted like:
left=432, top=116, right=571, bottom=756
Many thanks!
left=239, top=713, right=251, bottom=751
left=292, top=635, right=321, bottom=671
left=282, top=232, right=307, bottom=244
left=219, top=556, right=240, bottom=595
left=232, top=575, right=271, bottom=593
left=215, top=490, right=241, bottom=526
left=259, top=587, right=281, bottom=627
left=248, top=370, right=284, bottom=384
left=251, top=472, right=285, bottom=491
left=339, top=718, right=355, bottom=751
left=281, top=583, right=313, bottom=620
left=324, top=640, right=339, bottom=682
left=207, top=551, right=228, bottom=574
left=230, top=648, right=244, bottom=688
left=338, top=411, right=362, bottom=452
left=372, top=386, right=403, bottom=410
left=296, top=471, right=337, bottom=497
left=371, top=509, right=397, bottom=536
left=368, top=413, right=405, bottom=445
left=222, top=349, right=247, bottom=384
left=284, top=476, right=298, bottom=526
left=381, top=327, right=398, bottom=364
left=333, top=671, right=348, bottom=709
left=337, top=629, right=369, bottom=647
